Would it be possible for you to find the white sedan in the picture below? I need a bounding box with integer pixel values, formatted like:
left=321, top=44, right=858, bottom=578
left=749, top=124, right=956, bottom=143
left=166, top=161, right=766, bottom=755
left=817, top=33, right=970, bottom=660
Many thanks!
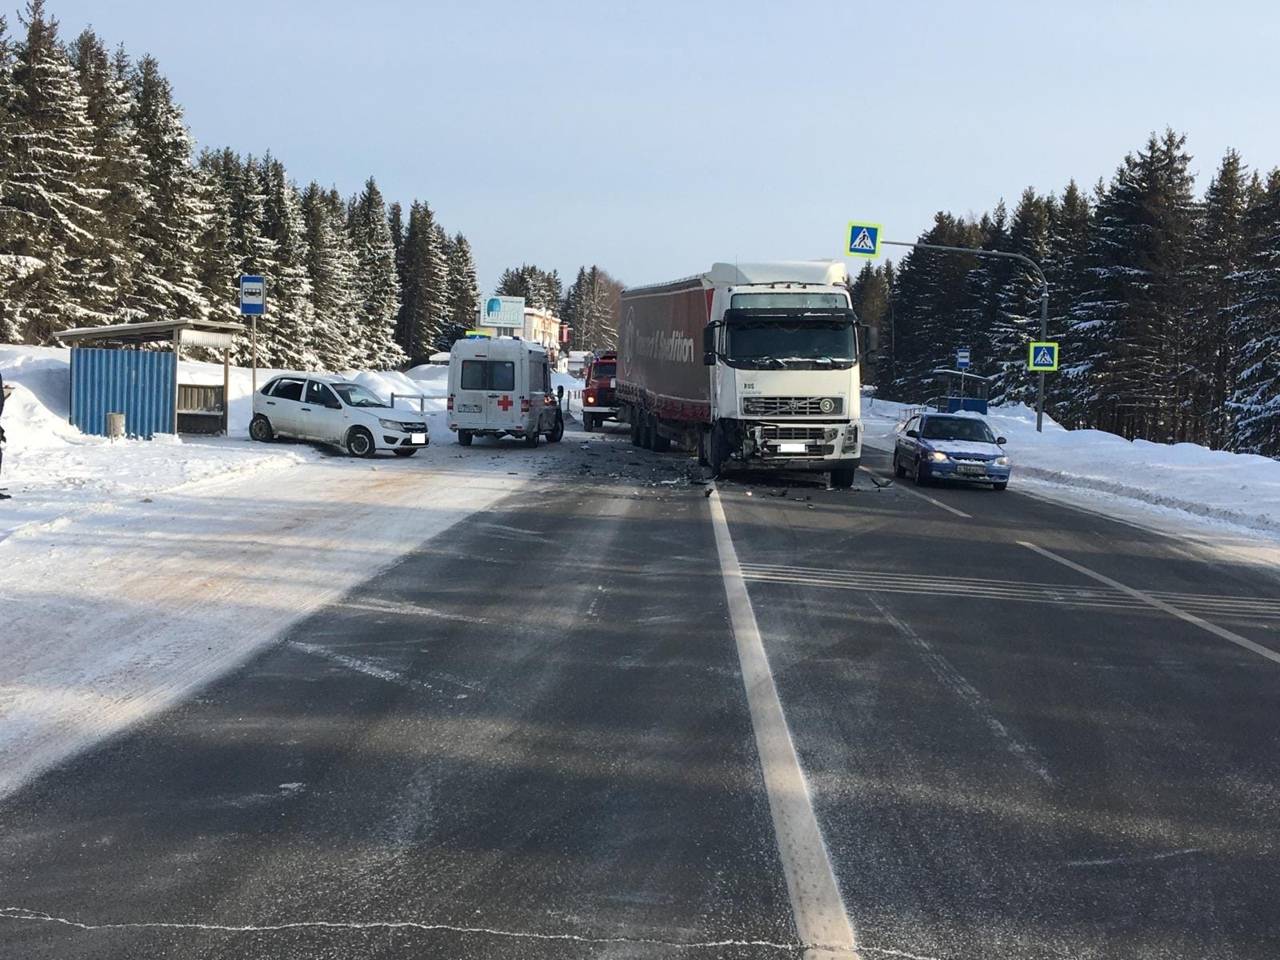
left=250, top=376, right=429, bottom=457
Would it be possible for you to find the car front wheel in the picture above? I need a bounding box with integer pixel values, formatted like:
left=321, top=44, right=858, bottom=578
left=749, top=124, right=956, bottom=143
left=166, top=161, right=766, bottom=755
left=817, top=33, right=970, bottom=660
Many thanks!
left=249, top=414, right=274, bottom=442
left=893, top=452, right=906, bottom=478
left=914, top=457, right=929, bottom=486
left=346, top=427, right=376, bottom=458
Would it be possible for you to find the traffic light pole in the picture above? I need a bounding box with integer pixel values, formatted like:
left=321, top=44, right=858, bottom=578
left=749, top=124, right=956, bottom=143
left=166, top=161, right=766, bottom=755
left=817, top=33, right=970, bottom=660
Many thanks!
left=880, top=240, right=1050, bottom=432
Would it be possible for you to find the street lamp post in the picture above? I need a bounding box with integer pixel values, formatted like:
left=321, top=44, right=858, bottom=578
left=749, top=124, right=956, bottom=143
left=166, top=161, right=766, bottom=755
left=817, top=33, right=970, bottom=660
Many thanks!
left=881, top=240, right=1050, bottom=432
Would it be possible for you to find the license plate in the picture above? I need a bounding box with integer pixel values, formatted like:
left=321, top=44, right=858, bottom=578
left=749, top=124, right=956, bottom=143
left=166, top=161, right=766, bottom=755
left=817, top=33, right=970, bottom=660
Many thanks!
left=458, top=403, right=481, bottom=413
left=958, top=464, right=985, bottom=475
left=410, top=433, right=426, bottom=445
left=777, top=442, right=807, bottom=454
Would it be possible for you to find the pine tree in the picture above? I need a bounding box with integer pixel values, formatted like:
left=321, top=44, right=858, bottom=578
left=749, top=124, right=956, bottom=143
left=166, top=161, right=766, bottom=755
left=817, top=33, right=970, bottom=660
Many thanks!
left=1046, top=180, right=1093, bottom=419
left=954, top=203, right=1010, bottom=390
left=0, top=13, right=27, bottom=341
left=300, top=183, right=361, bottom=370
left=397, top=200, right=448, bottom=361
left=888, top=212, right=983, bottom=398
left=259, top=157, right=315, bottom=368
left=849, top=261, right=891, bottom=385
left=991, top=189, right=1052, bottom=406
left=192, top=151, right=240, bottom=326
left=1227, top=169, right=1280, bottom=455
left=347, top=177, right=404, bottom=368
left=1071, top=132, right=1196, bottom=440
left=128, top=53, right=209, bottom=325
left=1191, top=150, right=1249, bottom=447
left=70, top=31, right=146, bottom=322
left=442, top=231, right=478, bottom=347
left=1, top=0, right=107, bottom=340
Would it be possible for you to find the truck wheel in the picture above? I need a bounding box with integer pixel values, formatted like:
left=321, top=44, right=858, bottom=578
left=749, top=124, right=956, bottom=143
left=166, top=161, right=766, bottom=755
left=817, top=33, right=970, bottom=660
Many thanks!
left=346, top=426, right=376, bottom=458
left=249, top=415, right=274, bottom=442
left=630, top=414, right=642, bottom=447
left=458, top=430, right=473, bottom=446
left=582, top=413, right=595, bottom=432
left=524, top=429, right=540, bottom=448
left=547, top=413, right=564, bottom=443
left=830, top=467, right=856, bottom=489
left=697, top=429, right=710, bottom=467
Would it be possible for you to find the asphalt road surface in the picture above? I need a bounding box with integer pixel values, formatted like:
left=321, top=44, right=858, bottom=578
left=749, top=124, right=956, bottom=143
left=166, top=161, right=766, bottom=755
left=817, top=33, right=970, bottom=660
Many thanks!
left=2, top=424, right=1278, bottom=960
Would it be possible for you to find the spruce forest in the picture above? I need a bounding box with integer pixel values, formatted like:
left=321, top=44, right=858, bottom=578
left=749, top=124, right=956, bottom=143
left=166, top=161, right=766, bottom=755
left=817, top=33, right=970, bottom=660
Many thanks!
left=851, top=130, right=1280, bottom=457
left=0, top=1, right=484, bottom=369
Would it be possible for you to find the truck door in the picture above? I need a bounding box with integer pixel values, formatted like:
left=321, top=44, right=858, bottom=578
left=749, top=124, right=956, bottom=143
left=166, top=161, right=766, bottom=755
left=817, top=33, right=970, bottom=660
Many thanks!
left=486, top=359, right=516, bottom=429
left=457, top=358, right=490, bottom=426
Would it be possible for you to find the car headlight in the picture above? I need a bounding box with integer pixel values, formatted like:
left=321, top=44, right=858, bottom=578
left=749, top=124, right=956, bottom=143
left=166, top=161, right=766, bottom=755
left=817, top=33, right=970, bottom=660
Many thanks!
left=378, top=419, right=401, bottom=430
left=995, top=456, right=1009, bottom=466
left=930, top=451, right=948, bottom=462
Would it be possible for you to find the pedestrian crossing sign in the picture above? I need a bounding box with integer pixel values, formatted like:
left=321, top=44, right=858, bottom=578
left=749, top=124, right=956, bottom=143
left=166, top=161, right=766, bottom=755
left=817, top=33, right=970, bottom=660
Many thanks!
left=846, top=222, right=881, bottom=258
left=1028, top=341, right=1059, bottom=372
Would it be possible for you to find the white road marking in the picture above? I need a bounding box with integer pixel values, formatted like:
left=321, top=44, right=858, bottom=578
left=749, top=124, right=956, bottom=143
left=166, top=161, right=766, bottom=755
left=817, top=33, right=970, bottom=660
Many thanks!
left=868, top=596, right=1055, bottom=786
left=1019, top=541, right=1280, bottom=667
left=708, top=487, right=859, bottom=959
left=1066, top=847, right=1201, bottom=868
left=0, top=905, right=799, bottom=952
left=862, top=469, right=971, bottom=519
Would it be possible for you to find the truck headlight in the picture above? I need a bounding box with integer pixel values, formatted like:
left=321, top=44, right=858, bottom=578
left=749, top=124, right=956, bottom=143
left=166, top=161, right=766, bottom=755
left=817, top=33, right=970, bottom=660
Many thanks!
left=930, top=451, right=948, bottom=462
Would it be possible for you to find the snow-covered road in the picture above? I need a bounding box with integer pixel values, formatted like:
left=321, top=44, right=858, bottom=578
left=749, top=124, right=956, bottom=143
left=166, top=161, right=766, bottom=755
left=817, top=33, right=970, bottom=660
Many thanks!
left=0, top=445, right=545, bottom=798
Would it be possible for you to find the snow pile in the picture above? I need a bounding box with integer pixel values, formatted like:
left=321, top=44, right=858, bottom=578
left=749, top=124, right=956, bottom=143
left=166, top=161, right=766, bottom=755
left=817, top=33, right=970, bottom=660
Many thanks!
left=862, top=394, right=1280, bottom=536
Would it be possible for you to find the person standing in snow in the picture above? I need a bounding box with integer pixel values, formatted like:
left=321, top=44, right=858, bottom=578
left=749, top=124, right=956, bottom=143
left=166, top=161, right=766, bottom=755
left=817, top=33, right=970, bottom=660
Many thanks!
left=0, top=371, right=10, bottom=500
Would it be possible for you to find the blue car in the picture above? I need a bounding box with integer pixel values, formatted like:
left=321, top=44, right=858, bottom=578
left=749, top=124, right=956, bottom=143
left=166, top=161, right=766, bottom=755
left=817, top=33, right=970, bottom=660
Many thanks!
left=893, top=412, right=1012, bottom=490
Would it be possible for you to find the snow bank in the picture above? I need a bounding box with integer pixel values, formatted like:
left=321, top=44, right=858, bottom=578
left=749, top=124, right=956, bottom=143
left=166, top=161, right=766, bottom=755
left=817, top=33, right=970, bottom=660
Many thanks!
left=862, top=393, right=1280, bottom=536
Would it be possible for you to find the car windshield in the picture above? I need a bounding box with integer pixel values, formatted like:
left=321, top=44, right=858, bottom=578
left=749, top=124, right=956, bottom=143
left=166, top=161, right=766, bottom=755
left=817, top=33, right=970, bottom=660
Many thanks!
left=922, top=418, right=996, bottom=443
left=725, top=319, right=856, bottom=368
left=331, top=383, right=387, bottom=408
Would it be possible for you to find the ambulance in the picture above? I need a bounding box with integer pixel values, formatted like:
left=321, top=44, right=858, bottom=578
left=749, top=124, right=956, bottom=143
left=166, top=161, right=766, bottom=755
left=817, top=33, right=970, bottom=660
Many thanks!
left=447, top=337, right=565, bottom=446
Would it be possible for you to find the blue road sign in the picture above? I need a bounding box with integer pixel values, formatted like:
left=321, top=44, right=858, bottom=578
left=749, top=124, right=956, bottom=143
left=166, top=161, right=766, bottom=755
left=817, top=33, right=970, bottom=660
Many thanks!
left=1028, top=341, right=1059, bottom=372
left=239, top=275, right=266, bottom=316
left=957, top=347, right=971, bottom=370
left=845, top=222, right=881, bottom=258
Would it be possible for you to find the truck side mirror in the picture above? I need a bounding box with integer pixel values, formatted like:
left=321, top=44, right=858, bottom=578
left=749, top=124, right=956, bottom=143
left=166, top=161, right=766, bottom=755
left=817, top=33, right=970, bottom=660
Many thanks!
left=702, top=325, right=715, bottom=355
left=703, top=351, right=716, bottom=366
left=556, top=385, right=564, bottom=399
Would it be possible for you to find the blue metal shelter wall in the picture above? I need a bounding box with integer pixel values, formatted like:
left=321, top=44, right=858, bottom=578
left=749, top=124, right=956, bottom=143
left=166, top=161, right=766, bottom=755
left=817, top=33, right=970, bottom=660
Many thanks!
left=70, top=348, right=176, bottom=439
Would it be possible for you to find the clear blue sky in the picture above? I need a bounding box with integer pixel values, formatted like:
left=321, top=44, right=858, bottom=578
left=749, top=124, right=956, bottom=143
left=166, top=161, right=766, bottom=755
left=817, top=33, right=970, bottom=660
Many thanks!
left=41, top=0, right=1280, bottom=293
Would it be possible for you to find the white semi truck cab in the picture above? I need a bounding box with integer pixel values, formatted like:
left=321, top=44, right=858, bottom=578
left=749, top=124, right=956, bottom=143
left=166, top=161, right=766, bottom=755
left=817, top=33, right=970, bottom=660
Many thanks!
left=701, top=262, right=862, bottom=486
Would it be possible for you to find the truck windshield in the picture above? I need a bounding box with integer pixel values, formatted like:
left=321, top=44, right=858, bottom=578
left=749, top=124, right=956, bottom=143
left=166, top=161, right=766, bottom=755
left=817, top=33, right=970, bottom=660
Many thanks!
left=724, top=319, right=857, bottom=369
left=730, top=293, right=847, bottom=309
left=591, top=361, right=616, bottom=379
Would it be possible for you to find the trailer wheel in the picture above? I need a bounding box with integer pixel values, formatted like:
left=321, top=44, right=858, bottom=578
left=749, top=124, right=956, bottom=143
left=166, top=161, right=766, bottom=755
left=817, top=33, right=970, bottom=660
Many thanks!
left=630, top=413, right=642, bottom=447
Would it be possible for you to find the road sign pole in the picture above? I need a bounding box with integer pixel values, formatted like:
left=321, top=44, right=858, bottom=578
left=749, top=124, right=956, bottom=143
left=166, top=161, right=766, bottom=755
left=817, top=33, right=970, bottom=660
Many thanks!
left=1036, top=288, right=1048, bottom=433
left=251, top=316, right=258, bottom=395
